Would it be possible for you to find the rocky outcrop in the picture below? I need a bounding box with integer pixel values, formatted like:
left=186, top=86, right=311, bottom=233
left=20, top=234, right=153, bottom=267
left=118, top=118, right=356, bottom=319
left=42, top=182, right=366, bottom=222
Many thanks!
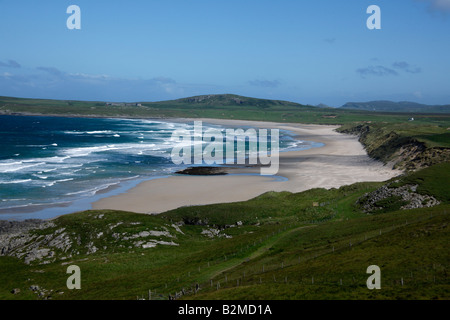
left=201, top=227, right=232, bottom=239
left=176, top=166, right=228, bottom=176
left=1, top=217, right=186, bottom=265
left=0, top=222, right=73, bottom=265
left=357, top=183, right=440, bottom=214
left=0, top=220, right=56, bottom=261
left=0, top=219, right=50, bottom=234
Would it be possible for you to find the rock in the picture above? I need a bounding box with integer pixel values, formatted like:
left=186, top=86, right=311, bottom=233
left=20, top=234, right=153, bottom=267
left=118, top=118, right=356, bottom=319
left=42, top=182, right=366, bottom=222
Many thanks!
left=171, top=223, right=185, bottom=235
left=358, top=183, right=440, bottom=213
left=29, top=285, right=41, bottom=292
left=201, top=227, right=232, bottom=239
left=11, top=288, right=20, bottom=295
left=175, top=166, right=228, bottom=176
left=86, top=242, right=98, bottom=254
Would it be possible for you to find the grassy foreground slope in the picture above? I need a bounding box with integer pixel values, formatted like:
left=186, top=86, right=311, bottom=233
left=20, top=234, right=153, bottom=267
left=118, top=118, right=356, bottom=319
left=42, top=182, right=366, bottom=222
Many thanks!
left=0, top=163, right=449, bottom=300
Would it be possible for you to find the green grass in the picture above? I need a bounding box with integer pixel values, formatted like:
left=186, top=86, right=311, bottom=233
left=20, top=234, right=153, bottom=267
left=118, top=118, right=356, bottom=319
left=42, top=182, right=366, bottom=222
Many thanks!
left=191, top=207, right=449, bottom=300
left=391, top=162, right=450, bottom=202
left=0, top=164, right=448, bottom=300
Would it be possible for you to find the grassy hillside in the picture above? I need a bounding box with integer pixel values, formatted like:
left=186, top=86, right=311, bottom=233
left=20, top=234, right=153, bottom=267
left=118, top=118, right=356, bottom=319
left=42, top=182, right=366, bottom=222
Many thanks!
left=1, top=163, right=448, bottom=300
left=2, top=95, right=450, bottom=126
left=337, top=122, right=450, bottom=171
left=341, top=101, right=450, bottom=114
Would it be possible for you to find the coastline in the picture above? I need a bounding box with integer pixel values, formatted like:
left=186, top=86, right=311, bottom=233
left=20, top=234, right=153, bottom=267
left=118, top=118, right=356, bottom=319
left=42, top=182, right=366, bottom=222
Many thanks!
left=92, top=118, right=401, bottom=214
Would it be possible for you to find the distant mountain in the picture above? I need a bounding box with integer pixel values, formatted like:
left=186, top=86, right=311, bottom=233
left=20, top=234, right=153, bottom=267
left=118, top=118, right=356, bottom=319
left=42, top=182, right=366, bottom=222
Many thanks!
left=316, top=103, right=334, bottom=109
left=340, top=101, right=450, bottom=113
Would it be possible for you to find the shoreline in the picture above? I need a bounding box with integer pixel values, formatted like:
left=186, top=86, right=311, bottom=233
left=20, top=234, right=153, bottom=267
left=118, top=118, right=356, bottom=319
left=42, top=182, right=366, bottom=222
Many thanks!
left=0, top=116, right=318, bottom=220
left=92, top=118, right=401, bottom=215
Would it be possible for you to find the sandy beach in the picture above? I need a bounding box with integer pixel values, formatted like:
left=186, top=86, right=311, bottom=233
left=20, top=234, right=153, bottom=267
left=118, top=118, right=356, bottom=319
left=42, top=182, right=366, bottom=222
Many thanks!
left=92, top=119, right=401, bottom=214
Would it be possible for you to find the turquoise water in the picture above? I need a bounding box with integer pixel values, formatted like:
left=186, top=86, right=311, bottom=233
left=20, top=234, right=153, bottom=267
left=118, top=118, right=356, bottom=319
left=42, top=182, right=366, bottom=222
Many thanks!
left=0, top=115, right=321, bottom=220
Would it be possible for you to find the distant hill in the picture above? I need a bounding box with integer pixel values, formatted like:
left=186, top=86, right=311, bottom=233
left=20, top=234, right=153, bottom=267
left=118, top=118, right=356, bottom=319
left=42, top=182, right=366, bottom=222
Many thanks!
left=340, top=101, right=450, bottom=113
left=316, top=103, right=334, bottom=109
left=150, top=94, right=305, bottom=108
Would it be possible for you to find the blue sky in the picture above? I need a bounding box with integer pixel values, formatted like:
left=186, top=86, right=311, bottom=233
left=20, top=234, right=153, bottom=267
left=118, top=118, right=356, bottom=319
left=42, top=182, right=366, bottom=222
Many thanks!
left=0, top=0, right=449, bottom=106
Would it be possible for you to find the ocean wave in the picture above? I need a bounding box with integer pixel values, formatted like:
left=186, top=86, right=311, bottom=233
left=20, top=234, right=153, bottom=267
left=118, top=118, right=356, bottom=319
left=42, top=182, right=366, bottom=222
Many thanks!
left=32, top=174, right=48, bottom=179
left=86, top=131, right=115, bottom=134
left=23, top=156, right=71, bottom=163
left=41, top=178, right=74, bottom=188
left=0, top=162, right=46, bottom=173
left=0, top=179, right=32, bottom=184
left=62, top=145, right=124, bottom=157
left=0, top=201, right=71, bottom=212
left=64, top=130, right=117, bottom=135
left=0, top=161, right=23, bottom=167
left=65, top=182, right=120, bottom=197
left=1, top=198, right=26, bottom=202
left=120, top=175, right=140, bottom=181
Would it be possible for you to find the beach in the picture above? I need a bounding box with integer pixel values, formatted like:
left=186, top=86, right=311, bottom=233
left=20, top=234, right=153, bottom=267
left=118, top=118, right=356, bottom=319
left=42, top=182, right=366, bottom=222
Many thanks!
left=92, top=119, right=401, bottom=214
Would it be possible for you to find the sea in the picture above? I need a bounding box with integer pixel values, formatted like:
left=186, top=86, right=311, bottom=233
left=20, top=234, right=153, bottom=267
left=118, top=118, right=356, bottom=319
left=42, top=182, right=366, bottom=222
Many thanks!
left=0, top=115, right=323, bottom=220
